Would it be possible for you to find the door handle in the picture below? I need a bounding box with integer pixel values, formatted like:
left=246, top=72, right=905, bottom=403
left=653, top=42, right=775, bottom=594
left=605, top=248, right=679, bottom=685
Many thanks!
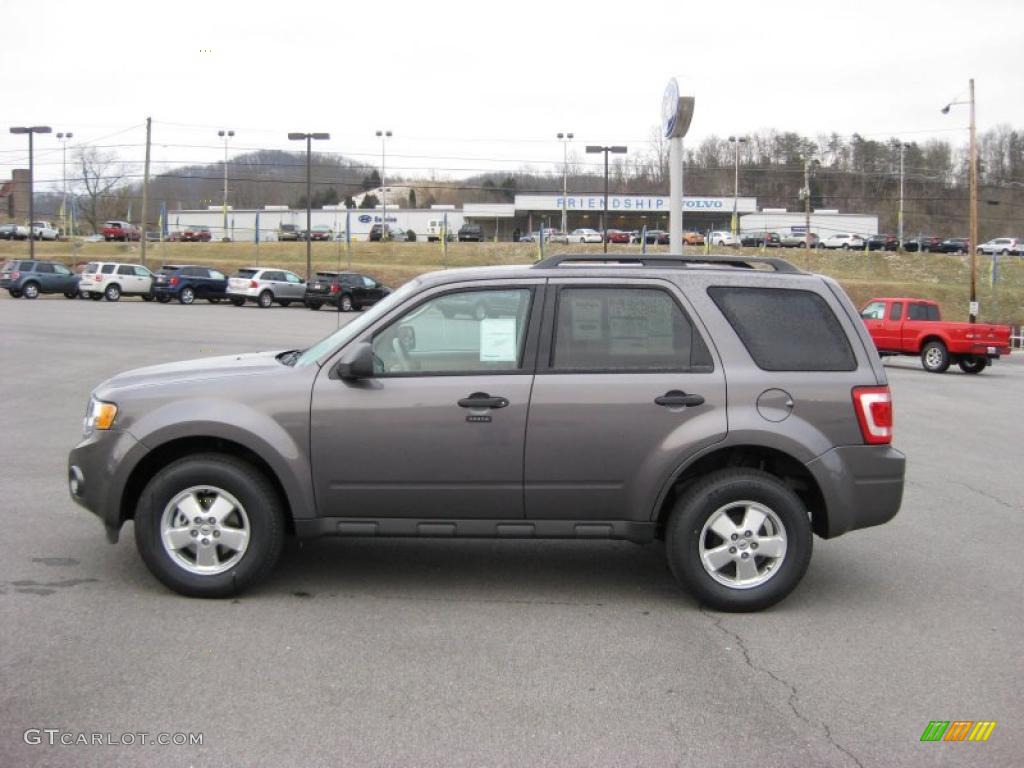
left=654, top=390, right=705, bottom=408
left=458, top=392, right=509, bottom=409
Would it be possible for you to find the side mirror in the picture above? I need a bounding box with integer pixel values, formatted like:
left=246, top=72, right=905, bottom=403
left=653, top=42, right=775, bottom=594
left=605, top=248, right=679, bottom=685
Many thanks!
left=336, top=342, right=375, bottom=380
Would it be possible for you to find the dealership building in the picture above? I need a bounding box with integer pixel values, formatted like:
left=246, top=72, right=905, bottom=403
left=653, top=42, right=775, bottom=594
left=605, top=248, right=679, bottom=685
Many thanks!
left=165, top=194, right=875, bottom=242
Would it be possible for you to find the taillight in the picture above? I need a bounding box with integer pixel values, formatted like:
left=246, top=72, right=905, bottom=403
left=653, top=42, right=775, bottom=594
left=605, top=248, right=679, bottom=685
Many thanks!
left=10, top=271, right=20, bottom=280
left=170, top=276, right=179, bottom=286
left=852, top=386, right=893, bottom=445
left=250, top=280, right=258, bottom=288
left=330, top=283, right=340, bottom=294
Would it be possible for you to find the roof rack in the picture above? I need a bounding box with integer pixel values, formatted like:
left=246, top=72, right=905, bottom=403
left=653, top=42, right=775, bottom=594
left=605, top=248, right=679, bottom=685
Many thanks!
left=531, top=253, right=803, bottom=274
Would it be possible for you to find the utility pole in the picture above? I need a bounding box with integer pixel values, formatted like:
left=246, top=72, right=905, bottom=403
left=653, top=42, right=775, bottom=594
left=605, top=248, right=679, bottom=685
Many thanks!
left=968, top=78, right=978, bottom=323
left=140, top=117, right=152, bottom=265
left=376, top=130, right=392, bottom=237
left=803, top=160, right=812, bottom=246
left=728, top=136, right=747, bottom=236
left=897, top=143, right=907, bottom=250
left=557, top=132, right=573, bottom=233
left=57, top=132, right=73, bottom=237
left=10, top=126, right=52, bottom=260
left=218, top=129, right=234, bottom=242
left=585, top=145, right=627, bottom=253
left=287, top=132, right=329, bottom=280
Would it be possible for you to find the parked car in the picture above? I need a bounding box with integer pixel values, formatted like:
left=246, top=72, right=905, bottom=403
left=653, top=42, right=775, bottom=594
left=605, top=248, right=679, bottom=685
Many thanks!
left=303, top=271, right=390, bottom=312
left=278, top=224, right=301, bottom=241
left=67, top=252, right=905, bottom=611
left=683, top=231, right=705, bottom=246
left=368, top=224, right=395, bottom=242
left=567, top=228, right=604, bottom=244
left=708, top=231, right=740, bottom=247
left=866, top=234, right=900, bottom=252
left=547, top=231, right=570, bottom=244
left=30, top=221, right=60, bottom=241
left=976, top=237, right=1021, bottom=255
left=102, top=221, right=141, bottom=242
left=605, top=229, right=631, bottom=244
left=1, top=259, right=80, bottom=299
left=145, top=231, right=163, bottom=242
left=780, top=231, right=820, bottom=249
left=181, top=225, right=212, bottom=242
left=457, top=224, right=484, bottom=242
left=934, top=238, right=969, bottom=254
left=226, top=268, right=306, bottom=308
left=0, top=224, right=16, bottom=240
left=78, top=262, right=155, bottom=302
left=740, top=232, right=781, bottom=248
left=902, top=236, right=943, bottom=253
left=300, top=226, right=333, bottom=242
left=518, top=231, right=537, bottom=243
left=860, top=297, right=1011, bottom=374
left=821, top=233, right=866, bottom=250
left=634, top=229, right=669, bottom=244
left=150, top=264, right=229, bottom=305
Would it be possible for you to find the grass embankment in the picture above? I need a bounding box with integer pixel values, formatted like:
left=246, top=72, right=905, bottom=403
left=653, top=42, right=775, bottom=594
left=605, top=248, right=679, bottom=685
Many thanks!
left=3, top=240, right=1023, bottom=325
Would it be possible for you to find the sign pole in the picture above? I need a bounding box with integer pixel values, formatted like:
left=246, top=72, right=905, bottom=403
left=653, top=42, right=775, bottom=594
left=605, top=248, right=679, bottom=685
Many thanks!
left=663, top=78, right=694, bottom=254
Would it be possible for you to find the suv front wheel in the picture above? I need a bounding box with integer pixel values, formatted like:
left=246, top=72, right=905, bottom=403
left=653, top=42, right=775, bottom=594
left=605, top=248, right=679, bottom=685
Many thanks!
left=666, top=469, right=812, bottom=612
left=134, top=454, right=285, bottom=597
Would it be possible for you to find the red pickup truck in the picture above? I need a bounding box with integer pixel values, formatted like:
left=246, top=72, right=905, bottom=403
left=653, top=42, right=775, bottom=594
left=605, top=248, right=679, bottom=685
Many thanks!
left=101, top=220, right=141, bottom=242
left=860, top=297, right=1011, bottom=374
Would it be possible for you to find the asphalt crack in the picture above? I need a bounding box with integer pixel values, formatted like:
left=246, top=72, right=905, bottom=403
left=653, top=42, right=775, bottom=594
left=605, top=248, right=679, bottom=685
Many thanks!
left=701, top=607, right=865, bottom=768
left=952, top=481, right=1017, bottom=511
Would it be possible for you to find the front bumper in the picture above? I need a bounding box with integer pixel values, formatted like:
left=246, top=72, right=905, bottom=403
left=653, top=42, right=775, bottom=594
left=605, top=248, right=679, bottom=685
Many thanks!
left=805, top=445, right=906, bottom=538
left=68, top=428, right=146, bottom=542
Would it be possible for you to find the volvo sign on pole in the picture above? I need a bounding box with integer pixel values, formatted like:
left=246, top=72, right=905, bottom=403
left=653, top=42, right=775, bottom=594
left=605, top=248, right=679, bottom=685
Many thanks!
left=663, top=78, right=695, bottom=252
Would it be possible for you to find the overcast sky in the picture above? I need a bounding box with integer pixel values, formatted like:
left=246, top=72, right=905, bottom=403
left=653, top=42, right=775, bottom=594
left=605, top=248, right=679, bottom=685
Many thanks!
left=2, top=0, right=1022, bottom=189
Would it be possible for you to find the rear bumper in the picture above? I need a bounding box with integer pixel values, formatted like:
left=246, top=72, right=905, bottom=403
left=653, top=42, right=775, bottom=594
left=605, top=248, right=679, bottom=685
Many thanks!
left=805, top=445, right=906, bottom=538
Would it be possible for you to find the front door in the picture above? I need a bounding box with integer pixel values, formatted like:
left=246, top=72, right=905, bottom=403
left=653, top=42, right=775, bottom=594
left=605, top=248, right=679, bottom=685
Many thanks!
left=525, top=280, right=728, bottom=521
left=310, top=282, right=543, bottom=519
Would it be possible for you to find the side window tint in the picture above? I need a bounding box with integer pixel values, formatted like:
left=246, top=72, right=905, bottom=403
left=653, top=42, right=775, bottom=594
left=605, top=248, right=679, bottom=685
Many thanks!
left=286, top=273, right=302, bottom=283
left=889, top=302, right=903, bottom=321
left=552, top=287, right=710, bottom=372
left=708, top=286, right=856, bottom=372
left=101, top=264, right=116, bottom=274
left=373, top=289, right=532, bottom=375
left=134, top=266, right=150, bottom=277
left=860, top=301, right=885, bottom=320
left=35, top=262, right=55, bottom=274
left=117, top=265, right=134, bottom=275
left=210, top=270, right=225, bottom=280
left=908, top=303, right=929, bottom=321
left=54, top=264, right=72, bottom=275
left=362, top=276, right=377, bottom=288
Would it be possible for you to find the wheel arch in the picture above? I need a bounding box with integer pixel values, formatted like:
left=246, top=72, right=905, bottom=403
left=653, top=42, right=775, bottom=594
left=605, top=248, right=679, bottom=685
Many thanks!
left=917, top=333, right=949, bottom=353
left=653, top=444, right=829, bottom=538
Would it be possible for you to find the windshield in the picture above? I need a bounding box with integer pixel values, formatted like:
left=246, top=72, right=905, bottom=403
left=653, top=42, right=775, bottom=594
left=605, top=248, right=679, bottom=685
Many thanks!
left=295, top=279, right=422, bottom=367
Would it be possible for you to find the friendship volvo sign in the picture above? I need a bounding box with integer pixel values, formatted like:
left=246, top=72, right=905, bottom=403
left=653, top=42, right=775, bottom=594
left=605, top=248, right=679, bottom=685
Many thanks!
left=514, top=195, right=757, bottom=214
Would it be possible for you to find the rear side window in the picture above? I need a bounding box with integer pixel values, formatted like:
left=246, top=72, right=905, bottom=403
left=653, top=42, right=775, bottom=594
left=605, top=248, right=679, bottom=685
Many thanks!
left=236, top=269, right=258, bottom=278
left=889, top=302, right=903, bottom=321
left=907, top=303, right=939, bottom=321
left=101, top=264, right=116, bottom=274
left=552, top=287, right=712, bottom=372
left=708, top=286, right=856, bottom=372
left=84, top=262, right=99, bottom=273
left=117, top=265, right=134, bottom=275
left=35, top=262, right=55, bottom=274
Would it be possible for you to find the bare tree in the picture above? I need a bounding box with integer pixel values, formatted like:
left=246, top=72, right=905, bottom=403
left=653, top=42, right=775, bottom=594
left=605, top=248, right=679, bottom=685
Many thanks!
left=74, top=147, right=126, bottom=233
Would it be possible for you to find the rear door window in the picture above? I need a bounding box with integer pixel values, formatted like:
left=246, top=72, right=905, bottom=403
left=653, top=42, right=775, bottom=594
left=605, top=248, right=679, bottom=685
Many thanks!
left=35, top=262, right=55, bottom=274
left=54, top=264, right=72, bottom=275
left=101, top=264, right=116, bottom=274
left=235, top=269, right=258, bottom=279
left=117, top=265, right=134, bottom=275
left=708, top=286, right=856, bottom=372
left=889, top=302, right=903, bottom=321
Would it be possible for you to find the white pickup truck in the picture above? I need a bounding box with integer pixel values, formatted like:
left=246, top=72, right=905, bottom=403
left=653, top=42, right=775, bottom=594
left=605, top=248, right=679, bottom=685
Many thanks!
left=13, top=221, right=60, bottom=240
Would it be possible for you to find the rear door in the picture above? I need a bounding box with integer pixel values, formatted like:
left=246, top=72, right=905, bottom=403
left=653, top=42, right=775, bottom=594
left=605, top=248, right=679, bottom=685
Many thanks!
left=524, top=279, right=727, bottom=522
left=283, top=271, right=305, bottom=299
left=116, top=264, right=142, bottom=294
left=33, top=262, right=57, bottom=290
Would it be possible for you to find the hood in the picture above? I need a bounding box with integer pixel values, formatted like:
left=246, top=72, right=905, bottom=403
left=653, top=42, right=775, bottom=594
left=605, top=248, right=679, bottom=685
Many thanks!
left=97, top=350, right=288, bottom=395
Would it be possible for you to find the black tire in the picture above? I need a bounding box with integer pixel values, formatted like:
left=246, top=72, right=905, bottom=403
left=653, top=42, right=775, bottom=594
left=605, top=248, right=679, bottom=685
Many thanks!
left=142, top=295, right=154, bottom=302
left=134, top=454, right=285, bottom=598
left=339, top=294, right=353, bottom=312
left=179, top=286, right=195, bottom=305
left=230, top=297, right=245, bottom=307
left=8, top=289, right=22, bottom=298
left=207, top=298, right=222, bottom=304
left=278, top=299, right=291, bottom=307
left=305, top=301, right=322, bottom=311
left=157, top=296, right=171, bottom=304
left=958, top=356, right=987, bottom=374
left=258, top=290, right=274, bottom=309
left=90, top=292, right=103, bottom=301
left=22, top=281, right=40, bottom=299
left=104, top=284, right=121, bottom=302
left=665, top=469, right=812, bottom=612
left=64, top=290, right=78, bottom=299
left=921, top=340, right=950, bottom=373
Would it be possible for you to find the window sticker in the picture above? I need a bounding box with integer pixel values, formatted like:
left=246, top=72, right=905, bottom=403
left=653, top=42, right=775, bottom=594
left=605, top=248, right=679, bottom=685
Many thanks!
left=479, top=318, right=517, bottom=362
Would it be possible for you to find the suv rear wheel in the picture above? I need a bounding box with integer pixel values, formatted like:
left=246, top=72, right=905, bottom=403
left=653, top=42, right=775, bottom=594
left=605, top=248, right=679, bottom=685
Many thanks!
left=134, top=454, right=285, bottom=598
left=339, top=294, right=353, bottom=312
left=179, top=286, right=195, bottom=305
left=666, top=469, right=812, bottom=612
left=21, top=281, right=40, bottom=299
left=105, top=284, right=121, bottom=302
left=258, top=290, right=274, bottom=308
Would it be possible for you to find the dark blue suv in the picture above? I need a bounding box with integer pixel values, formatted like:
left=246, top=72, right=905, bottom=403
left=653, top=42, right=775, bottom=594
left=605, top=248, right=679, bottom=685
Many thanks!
left=150, top=265, right=229, bottom=305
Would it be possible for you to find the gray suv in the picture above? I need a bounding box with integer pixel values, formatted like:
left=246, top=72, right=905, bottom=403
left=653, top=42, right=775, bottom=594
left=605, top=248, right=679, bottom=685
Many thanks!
left=67, top=254, right=905, bottom=611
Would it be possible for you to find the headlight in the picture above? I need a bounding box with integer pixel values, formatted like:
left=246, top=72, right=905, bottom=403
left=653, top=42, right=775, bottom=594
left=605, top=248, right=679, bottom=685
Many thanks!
left=83, top=397, right=118, bottom=435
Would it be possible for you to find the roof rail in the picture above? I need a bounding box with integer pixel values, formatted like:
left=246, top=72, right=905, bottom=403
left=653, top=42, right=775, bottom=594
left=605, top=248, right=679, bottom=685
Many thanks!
left=532, top=253, right=803, bottom=274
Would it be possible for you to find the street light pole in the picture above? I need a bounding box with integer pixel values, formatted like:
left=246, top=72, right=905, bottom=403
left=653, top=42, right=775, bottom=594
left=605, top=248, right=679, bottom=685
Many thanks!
left=57, top=131, right=73, bottom=237
left=585, top=145, right=627, bottom=253
left=288, top=131, right=330, bottom=280
left=218, top=129, right=234, bottom=241
left=557, top=132, right=573, bottom=233
left=9, top=125, right=52, bottom=259
left=728, top=136, right=747, bottom=236
left=376, top=130, right=392, bottom=238
left=942, top=79, right=979, bottom=322
left=897, top=142, right=910, bottom=250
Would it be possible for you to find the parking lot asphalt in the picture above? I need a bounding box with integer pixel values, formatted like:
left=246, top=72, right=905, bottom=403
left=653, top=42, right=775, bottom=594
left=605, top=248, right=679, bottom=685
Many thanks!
left=1, top=295, right=1021, bottom=768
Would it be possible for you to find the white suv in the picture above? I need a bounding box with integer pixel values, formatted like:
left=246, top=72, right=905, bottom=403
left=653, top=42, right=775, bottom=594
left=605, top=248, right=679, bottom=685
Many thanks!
left=821, top=233, right=866, bottom=250
left=226, top=267, right=306, bottom=308
left=78, top=262, right=155, bottom=302
left=977, top=237, right=1020, bottom=255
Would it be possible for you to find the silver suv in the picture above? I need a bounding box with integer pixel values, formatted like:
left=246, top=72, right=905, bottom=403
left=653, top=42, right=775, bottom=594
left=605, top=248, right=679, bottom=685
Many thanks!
left=226, top=267, right=306, bottom=308
left=67, top=254, right=905, bottom=611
